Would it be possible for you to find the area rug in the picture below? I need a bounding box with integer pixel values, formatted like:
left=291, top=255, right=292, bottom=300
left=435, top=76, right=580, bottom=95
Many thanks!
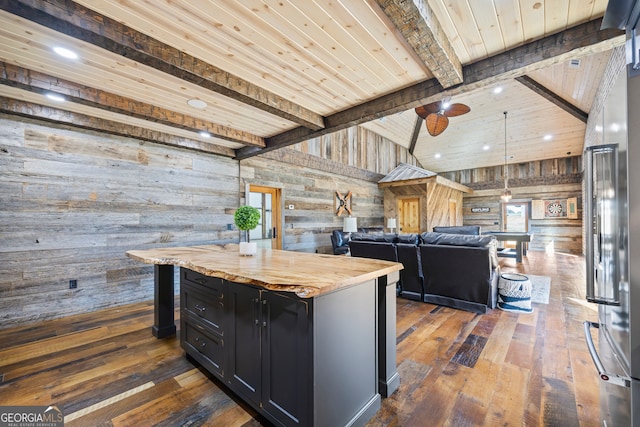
left=528, top=274, right=551, bottom=304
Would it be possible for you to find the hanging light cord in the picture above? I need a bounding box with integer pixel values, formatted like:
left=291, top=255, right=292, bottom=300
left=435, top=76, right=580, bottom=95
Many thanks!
left=503, top=111, right=508, bottom=189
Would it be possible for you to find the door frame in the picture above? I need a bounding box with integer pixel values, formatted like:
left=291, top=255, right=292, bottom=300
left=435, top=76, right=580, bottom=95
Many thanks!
left=248, top=184, right=282, bottom=250
left=501, top=201, right=529, bottom=232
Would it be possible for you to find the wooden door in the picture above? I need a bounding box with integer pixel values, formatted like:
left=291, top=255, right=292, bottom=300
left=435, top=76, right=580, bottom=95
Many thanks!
left=249, top=185, right=282, bottom=250
left=398, top=198, right=420, bottom=233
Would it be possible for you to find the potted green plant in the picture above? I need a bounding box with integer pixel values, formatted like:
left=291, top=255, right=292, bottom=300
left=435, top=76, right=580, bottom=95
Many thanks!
left=234, top=205, right=261, bottom=255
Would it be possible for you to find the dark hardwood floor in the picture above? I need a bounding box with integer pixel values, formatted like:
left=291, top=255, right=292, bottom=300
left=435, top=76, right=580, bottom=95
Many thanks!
left=0, top=251, right=599, bottom=426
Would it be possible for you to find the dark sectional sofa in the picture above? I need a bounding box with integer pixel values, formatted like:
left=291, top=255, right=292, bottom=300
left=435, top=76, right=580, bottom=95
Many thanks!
left=348, top=228, right=499, bottom=314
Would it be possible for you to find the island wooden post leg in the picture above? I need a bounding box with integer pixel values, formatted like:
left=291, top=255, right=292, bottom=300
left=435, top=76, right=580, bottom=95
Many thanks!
left=378, top=271, right=400, bottom=397
left=152, top=264, right=177, bottom=338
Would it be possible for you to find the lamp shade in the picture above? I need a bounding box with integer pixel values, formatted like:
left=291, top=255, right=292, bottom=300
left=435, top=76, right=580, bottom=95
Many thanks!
left=343, top=217, right=358, bottom=233
left=387, top=218, right=397, bottom=229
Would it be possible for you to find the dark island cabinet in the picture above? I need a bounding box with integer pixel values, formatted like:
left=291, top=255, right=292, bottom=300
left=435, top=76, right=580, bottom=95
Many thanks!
left=180, top=270, right=312, bottom=427
left=180, top=268, right=386, bottom=427
left=227, top=282, right=311, bottom=426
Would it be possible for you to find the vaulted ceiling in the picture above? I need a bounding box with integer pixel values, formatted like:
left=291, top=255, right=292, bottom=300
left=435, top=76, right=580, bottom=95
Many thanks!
left=0, top=0, right=625, bottom=173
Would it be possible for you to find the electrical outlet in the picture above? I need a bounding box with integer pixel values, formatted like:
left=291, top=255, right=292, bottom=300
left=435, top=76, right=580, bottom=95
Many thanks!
left=69, top=279, right=77, bottom=289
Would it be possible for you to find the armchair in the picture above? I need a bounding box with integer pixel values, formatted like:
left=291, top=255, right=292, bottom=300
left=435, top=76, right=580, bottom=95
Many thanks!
left=330, top=230, right=351, bottom=255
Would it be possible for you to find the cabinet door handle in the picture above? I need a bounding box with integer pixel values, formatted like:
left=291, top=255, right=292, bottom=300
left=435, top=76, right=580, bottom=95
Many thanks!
left=262, top=299, right=267, bottom=327
left=195, top=278, right=207, bottom=285
left=254, top=298, right=260, bottom=326
left=194, top=304, right=206, bottom=313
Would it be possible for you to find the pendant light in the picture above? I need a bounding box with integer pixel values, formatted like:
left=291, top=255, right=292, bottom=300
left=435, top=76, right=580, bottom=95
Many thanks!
left=501, top=111, right=512, bottom=202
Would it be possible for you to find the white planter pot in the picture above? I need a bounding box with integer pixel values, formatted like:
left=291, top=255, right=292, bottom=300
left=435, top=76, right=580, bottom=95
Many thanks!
left=239, top=241, right=257, bottom=256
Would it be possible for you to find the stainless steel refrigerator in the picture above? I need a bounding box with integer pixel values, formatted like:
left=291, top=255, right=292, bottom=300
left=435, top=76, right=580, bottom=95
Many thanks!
left=584, top=2, right=640, bottom=425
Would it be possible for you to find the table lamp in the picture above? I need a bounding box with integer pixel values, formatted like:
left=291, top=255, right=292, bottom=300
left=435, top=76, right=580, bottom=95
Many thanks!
left=343, top=216, right=357, bottom=235
left=387, top=218, right=397, bottom=233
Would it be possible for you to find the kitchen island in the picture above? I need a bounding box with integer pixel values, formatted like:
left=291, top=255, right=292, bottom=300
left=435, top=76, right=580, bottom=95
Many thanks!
left=126, top=244, right=403, bottom=427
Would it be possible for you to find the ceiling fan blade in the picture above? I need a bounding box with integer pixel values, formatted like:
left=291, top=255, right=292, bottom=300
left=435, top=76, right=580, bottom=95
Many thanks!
left=415, top=102, right=441, bottom=119
left=425, top=113, right=449, bottom=136
left=443, top=103, right=470, bottom=117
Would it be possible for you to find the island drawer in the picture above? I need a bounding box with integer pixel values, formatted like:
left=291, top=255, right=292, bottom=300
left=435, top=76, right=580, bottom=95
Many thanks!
left=181, top=269, right=224, bottom=294
left=182, top=321, right=224, bottom=377
left=182, top=283, right=224, bottom=335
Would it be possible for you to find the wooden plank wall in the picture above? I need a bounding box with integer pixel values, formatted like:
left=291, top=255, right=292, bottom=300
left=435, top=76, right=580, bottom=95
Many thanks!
left=0, top=114, right=420, bottom=327
left=425, top=181, right=464, bottom=232
left=0, top=115, right=240, bottom=328
left=441, top=157, right=583, bottom=254
left=294, top=126, right=420, bottom=174
left=241, top=148, right=386, bottom=254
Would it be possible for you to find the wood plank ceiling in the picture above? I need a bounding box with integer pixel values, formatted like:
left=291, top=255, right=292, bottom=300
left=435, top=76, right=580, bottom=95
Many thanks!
left=0, top=0, right=625, bottom=172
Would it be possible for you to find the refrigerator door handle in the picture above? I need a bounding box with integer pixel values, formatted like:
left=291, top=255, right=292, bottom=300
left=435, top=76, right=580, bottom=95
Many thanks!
left=583, top=321, right=631, bottom=388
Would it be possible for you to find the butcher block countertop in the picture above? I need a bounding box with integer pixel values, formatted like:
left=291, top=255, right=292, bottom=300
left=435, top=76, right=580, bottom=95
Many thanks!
left=126, top=244, right=403, bottom=298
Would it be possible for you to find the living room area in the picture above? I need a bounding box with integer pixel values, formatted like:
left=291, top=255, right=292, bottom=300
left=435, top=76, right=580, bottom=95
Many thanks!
left=2, top=0, right=630, bottom=425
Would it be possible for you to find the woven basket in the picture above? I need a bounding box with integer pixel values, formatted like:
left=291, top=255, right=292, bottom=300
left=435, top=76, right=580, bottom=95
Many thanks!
left=498, top=273, right=533, bottom=313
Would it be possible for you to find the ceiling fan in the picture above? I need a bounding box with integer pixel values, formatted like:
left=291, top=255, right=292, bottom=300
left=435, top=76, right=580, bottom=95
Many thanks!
left=415, top=100, right=471, bottom=136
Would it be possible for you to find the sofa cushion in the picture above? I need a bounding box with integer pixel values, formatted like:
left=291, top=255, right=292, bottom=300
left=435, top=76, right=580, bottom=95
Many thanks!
left=432, top=225, right=481, bottom=235
left=420, top=232, right=495, bottom=247
left=396, top=233, right=419, bottom=245
left=351, top=232, right=397, bottom=243
left=348, top=240, right=398, bottom=262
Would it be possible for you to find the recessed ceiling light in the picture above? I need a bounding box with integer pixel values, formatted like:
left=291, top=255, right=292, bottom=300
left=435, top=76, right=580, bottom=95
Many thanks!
left=187, top=99, right=207, bottom=109
left=493, top=87, right=503, bottom=94
left=46, top=93, right=65, bottom=102
left=199, top=131, right=211, bottom=138
left=52, top=46, right=78, bottom=59
left=483, top=145, right=490, bottom=150
left=543, top=134, right=552, bottom=141
left=434, top=153, right=441, bottom=159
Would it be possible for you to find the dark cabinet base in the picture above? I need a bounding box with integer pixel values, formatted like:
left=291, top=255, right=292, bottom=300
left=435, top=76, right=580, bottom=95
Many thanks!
left=179, top=268, right=398, bottom=427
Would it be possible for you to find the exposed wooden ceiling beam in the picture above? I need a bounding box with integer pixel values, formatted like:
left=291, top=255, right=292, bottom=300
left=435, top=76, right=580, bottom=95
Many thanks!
left=236, top=18, right=623, bottom=160
left=0, top=62, right=265, bottom=148
left=409, top=116, right=423, bottom=155
left=0, top=97, right=235, bottom=157
left=2, top=0, right=325, bottom=131
left=515, top=75, right=588, bottom=123
left=375, top=0, right=463, bottom=88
